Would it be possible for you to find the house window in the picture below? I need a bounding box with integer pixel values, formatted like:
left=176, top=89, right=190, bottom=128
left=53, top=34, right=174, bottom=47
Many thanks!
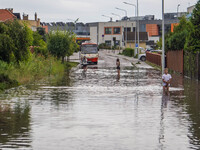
left=114, top=40, right=120, bottom=46
left=105, top=40, right=111, bottom=46
left=105, top=28, right=112, bottom=34
left=124, top=27, right=131, bottom=32
left=114, top=27, right=121, bottom=34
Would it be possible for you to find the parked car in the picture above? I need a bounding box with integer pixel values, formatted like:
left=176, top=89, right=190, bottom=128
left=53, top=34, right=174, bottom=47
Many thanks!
left=138, top=53, right=146, bottom=61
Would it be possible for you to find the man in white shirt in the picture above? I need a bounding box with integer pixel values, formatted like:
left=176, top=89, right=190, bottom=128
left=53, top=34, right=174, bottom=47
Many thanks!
left=162, top=68, right=172, bottom=92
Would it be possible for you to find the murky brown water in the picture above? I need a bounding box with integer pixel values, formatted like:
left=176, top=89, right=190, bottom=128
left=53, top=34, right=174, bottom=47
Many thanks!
left=0, top=54, right=200, bottom=150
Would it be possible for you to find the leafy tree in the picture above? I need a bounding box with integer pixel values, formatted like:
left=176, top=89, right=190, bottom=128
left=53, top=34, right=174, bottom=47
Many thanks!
left=5, top=20, right=32, bottom=62
left=47, top=30, right=77, bottom=63
left=37, top=27, right=46, bottom=41
left=165, top=16, right=191, bottom=51
left=0, top=34, right=15, bottom=63
left=184, top=0, right=200, bottom=53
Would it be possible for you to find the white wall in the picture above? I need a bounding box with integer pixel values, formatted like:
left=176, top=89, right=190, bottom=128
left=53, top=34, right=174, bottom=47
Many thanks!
left=90, top=26, right=98, bottom=44
left=149, top=36, right=160, bottom=43
left=90, top=21, right=136, bottom=47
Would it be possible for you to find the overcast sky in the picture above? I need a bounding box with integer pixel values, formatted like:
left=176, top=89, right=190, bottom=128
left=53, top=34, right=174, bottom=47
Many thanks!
left=1, top=0, right=198, bottom=23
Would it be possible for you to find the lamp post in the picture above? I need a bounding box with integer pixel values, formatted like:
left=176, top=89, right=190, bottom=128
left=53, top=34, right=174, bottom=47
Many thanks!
left=123, top=2, right=137, bottom=56
left=162, top=0, right=165, bottom=74
left=115, top=7, right=128, bottom=48
left=67, top=18, right=78, bottom=33
left=177, top=4, right=180, bottom=18
left=111, top=13, right=122, bottom=49
left=102, top=15, right=113, bottom=49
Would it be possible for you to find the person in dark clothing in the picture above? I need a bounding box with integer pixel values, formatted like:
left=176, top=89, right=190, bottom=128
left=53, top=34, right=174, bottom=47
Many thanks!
left=116, top=58, right=120, bottom=77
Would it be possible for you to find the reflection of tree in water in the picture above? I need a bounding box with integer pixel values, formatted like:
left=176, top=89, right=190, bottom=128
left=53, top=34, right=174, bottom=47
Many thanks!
left=0, top=102, right=31, bottom=148
left=50, top=70, right=75, bottom=108
left=183, top=79, right=200, bottom=148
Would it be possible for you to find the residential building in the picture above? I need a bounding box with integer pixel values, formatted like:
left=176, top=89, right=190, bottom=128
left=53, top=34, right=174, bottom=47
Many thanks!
left=89, top=21, right=137, bottom=48
left=21, top=12, right=41, bottom=31
left=89, top=13, right=185, bottom=49
left=0, top=8, right=16, bottom=22
left=0, top=8, right=42, bottom=31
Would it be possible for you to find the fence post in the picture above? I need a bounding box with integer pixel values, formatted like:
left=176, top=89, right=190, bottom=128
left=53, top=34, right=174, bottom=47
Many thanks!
left=198, top=52, right=200, bottom=80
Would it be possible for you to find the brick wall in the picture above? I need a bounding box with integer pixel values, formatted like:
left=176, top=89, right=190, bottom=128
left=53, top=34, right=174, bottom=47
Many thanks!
left=146, top=52, right=161, bottom=66
left=166, top=50, right=183, bottom=74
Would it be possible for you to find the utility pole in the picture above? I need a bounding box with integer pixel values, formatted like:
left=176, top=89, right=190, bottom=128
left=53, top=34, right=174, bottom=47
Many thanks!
left=162, top=0, right=165, bottom=74
left=137, top=0, right=139, bottom=57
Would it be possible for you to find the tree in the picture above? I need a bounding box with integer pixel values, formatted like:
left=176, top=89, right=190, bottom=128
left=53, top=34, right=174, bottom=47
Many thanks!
left=47, top=30, right=77, bottom=63
left=0, top=20, right=33, bottom=63
left=165, top=16, right=191, bottom=51
left=37, top=27, right=46, bottom=41
left=184, top=0, right=200, bottom=53
left=0, top=34, right=15, bottom=63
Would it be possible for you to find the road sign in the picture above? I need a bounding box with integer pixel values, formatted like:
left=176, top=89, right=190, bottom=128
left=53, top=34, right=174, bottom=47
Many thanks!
left=136, top=44, right=138, bottom=48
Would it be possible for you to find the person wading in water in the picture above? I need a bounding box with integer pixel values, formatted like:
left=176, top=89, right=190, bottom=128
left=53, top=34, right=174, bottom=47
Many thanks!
left=116, top=58, right=120, bottom=78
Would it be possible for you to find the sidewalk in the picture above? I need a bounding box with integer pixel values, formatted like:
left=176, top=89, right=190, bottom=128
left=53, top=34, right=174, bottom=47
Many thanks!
left=67, top=52, right=80, bottom=63
left=104, top=50, right=153, bottom=69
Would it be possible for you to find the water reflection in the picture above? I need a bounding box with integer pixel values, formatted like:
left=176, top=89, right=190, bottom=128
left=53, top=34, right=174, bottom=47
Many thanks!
left=0, top=61, right=200, bottom=149
left=183, top=79, right=200, bottom=149
left=0, top=101, right=31, bottom=149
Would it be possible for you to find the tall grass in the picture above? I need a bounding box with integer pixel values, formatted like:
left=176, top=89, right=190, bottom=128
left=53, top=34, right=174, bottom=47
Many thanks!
left=0, top=54, right=65, bottom=85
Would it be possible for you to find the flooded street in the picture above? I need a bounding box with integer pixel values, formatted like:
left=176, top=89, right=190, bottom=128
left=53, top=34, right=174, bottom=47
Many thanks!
left=0, top=51, right=200, bottom=150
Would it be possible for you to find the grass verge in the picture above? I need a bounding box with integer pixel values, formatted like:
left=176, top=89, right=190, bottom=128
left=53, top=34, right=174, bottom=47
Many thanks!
left=145, top=61, right=161, bottom=71
left=0, top=54, right=79, bottom=91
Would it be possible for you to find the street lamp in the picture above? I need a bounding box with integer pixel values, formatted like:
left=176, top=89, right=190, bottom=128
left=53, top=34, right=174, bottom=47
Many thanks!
left=67, top=18, right=79, bottom=33
left=115, top=7, right=128, bottom=48
left=102, top=15, right=113, bottom=49
left=177, top=4, right=180, bottom=18
left=123, top=2, right=137, bottom=56
left=162, top=0, right=165, bottom=74
left=111, top=13, right=122, bottom=49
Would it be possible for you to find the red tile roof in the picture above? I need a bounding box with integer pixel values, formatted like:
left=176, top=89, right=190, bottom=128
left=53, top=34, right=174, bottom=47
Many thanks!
left=0, top=9, right=16, bottom=22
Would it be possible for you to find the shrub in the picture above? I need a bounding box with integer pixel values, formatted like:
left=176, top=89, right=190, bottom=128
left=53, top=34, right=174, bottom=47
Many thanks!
left=122, top=48, right=135, bottom=57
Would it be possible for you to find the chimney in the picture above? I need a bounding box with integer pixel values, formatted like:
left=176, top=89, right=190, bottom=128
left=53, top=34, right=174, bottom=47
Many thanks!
left=35, top=12, right=37, bottom=21
left=23, top=13, right=28, bottom=20
left=6, top=8, right=13, bottom=13
left=37, top=18, right=40, bottom=27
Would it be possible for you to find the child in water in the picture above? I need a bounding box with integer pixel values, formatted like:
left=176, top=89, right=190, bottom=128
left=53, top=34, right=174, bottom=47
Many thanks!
left=162, top=68, right=172, bottom=92
left=116, top=58, right=120, bottom=77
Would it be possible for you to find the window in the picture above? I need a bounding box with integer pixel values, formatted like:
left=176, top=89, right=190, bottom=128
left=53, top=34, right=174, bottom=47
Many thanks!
left=124, top=27, right=131, bottom=32
left=114, top=27, right=121, bottom=34
left=114, top=40, right=120, bottom=46
left=105, top=28, right=112, bottom=34
left=105, top=40, right=111, bottom=46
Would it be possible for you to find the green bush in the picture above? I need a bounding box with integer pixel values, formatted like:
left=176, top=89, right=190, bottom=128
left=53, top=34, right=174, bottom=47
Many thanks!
left=98, top=43, right=110, bottom=49
left=122, top=48, right=135, bottom=57
left=0, top=73, right=19, bottom=91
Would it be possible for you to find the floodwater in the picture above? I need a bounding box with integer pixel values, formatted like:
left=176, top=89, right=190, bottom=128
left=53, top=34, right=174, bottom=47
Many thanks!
left=0, top=52, right=200, bottom=150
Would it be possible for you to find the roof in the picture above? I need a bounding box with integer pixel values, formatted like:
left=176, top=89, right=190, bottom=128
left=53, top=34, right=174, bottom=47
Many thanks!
left=0, top=9, right=16, bottom=22
left=13, top=13, right=21, bottom=20
left=124, top=32, right=148, bottom=42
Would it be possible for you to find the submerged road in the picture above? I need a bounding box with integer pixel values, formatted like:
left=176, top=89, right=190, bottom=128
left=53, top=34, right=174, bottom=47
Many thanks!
left=0, top=50, right=200, bottom=150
